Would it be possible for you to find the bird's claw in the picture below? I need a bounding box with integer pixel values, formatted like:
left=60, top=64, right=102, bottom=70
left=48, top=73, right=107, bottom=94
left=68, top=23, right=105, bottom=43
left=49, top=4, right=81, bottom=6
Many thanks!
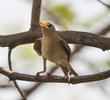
left=65, top=71, right=71, bottom=84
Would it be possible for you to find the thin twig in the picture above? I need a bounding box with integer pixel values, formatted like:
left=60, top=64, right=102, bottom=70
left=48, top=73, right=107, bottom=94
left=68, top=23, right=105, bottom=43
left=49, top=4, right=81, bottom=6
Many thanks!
left=97, top=0, right=110, bottom=8
left=98, top=24, right=110, bottom=35
left=8, top=47, right=26, bottom=100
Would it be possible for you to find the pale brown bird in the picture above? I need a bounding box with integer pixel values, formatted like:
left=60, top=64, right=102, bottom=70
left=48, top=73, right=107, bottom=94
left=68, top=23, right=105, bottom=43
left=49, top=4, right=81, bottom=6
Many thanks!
left=33, top=22, right=79, bottom=80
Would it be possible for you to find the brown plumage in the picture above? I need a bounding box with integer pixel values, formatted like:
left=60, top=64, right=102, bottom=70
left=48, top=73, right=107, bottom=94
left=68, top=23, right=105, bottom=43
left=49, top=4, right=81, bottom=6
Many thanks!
left=33, top=22, right=79, bottom=79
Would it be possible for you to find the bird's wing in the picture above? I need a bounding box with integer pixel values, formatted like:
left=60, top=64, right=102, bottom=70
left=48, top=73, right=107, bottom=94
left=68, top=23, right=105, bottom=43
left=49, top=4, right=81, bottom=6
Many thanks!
left=59, top=37, right=71, bottom=60
left=33, top=38, right=42, bottom=56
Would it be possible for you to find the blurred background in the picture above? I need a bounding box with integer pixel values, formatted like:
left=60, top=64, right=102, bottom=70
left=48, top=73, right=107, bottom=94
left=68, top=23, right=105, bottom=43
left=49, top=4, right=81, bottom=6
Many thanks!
left=0, top=0, right=110, bottom=100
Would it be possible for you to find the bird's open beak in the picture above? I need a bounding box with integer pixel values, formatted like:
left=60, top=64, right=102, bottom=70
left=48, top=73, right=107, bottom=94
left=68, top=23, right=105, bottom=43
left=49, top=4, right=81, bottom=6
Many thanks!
left=40, top=22, right=48, bottom=28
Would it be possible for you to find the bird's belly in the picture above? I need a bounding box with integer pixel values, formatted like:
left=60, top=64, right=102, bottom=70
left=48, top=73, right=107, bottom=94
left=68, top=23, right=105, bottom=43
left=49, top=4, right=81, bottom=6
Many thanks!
left=41, top=41, right=66, bottom=65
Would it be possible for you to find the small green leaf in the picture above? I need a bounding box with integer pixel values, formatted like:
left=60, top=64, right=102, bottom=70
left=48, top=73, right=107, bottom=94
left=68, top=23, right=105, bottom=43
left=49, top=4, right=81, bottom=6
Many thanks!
left=51, top=5, right=75, bottom=24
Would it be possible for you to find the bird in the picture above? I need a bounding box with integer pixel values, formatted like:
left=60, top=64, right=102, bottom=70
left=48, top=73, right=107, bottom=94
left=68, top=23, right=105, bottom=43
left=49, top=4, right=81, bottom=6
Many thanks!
left=33, top=22, right=79, bottom=81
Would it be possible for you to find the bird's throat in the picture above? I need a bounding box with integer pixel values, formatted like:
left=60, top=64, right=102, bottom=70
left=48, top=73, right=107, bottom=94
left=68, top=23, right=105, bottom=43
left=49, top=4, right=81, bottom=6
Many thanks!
left=42, top=30, right=58, bottom=39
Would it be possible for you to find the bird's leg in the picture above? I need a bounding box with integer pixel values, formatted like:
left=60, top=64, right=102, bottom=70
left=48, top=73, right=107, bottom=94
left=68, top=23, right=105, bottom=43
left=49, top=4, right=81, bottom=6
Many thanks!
left=60, top=65, right=68, bottom=76
left=60, top=66, right=71, bottom=83
left=36, top=57, right=46, bottom=77
left=65, top=60, right=79, bottom=77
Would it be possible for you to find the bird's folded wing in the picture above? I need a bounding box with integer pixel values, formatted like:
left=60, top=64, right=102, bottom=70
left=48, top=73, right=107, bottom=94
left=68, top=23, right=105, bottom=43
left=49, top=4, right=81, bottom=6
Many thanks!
left=33, top=38, right=42, bottom=56
left=59, top=38, right=71, bottom=59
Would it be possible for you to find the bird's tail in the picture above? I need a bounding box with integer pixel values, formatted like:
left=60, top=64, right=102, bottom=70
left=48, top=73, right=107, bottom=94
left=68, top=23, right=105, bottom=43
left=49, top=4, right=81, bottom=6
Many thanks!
left=69, top=64, right=79, bottom=76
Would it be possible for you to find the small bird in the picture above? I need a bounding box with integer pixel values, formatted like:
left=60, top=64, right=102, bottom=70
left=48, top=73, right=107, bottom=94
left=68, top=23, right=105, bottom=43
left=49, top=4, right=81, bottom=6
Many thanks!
left=33, top=22, right=79, bottom=80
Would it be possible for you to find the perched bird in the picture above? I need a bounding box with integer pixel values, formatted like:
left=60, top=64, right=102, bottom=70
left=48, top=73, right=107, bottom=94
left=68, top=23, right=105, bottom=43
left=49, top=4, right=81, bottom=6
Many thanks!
left=33, top=22, right=79, bottom=80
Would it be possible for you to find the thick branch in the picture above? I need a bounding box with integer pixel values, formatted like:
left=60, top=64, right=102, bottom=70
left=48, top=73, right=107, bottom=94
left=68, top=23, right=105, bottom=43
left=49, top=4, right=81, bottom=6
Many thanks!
left=57, top=31, right=110, bottom=51
left=0, top=31, right=30, bottom=47
left=0, top=67, right=110, bottom=84
left=0, top=29, right=110, bottom=51
left=31, top=0, right=42, bottom=26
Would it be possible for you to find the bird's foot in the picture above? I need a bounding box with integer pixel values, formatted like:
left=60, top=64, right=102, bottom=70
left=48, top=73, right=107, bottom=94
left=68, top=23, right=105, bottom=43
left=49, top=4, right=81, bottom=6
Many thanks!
left=65, top=71, right=71, bottom=84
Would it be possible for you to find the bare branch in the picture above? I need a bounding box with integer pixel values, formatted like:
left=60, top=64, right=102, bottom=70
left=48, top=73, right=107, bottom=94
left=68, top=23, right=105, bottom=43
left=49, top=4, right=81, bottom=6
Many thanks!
left=8, top=47, right=13, bottom=70
left=0, top=31, right=31, bottom=47
left=71, top=23, right=110, bottom=56
left=97, top=0, right=110, bottom=8
left=8, top=47, right=26, bottom=100
left=0, top=29, right=110, bottom=51
left=57, top=31, right=110, bottom=51
left=0, top=67, right=110, bottom=84
left=31, top=0, right=42, bottom=27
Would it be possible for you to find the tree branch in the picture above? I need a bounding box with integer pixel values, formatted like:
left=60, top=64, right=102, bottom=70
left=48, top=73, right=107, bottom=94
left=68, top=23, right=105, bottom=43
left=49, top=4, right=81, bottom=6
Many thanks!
left=8, top=47, right=26, bottom=100
left=71, top=23, right=110, bottom=57
left=58, top=31, right=107, bottom=50
left=97, top=0, right=110, bottom=8
left=0, top=31, right=31, bottom=47
left=31, top=0, right=42, bottom=26
left=0, top=29, right=110, bottom=51
left=0, top=67, right=110, bottom=84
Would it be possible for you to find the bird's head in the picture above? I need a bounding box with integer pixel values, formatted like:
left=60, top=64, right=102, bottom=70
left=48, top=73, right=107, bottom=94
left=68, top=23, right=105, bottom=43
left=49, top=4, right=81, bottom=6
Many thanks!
left=40, top=22, right=56, bottom=35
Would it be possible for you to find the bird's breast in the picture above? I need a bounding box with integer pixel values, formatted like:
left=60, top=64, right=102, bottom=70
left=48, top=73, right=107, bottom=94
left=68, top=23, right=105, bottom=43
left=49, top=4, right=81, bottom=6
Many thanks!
left=41, top=37, right=67, bottom=64
left=41, top=38, right=57, bottom=56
